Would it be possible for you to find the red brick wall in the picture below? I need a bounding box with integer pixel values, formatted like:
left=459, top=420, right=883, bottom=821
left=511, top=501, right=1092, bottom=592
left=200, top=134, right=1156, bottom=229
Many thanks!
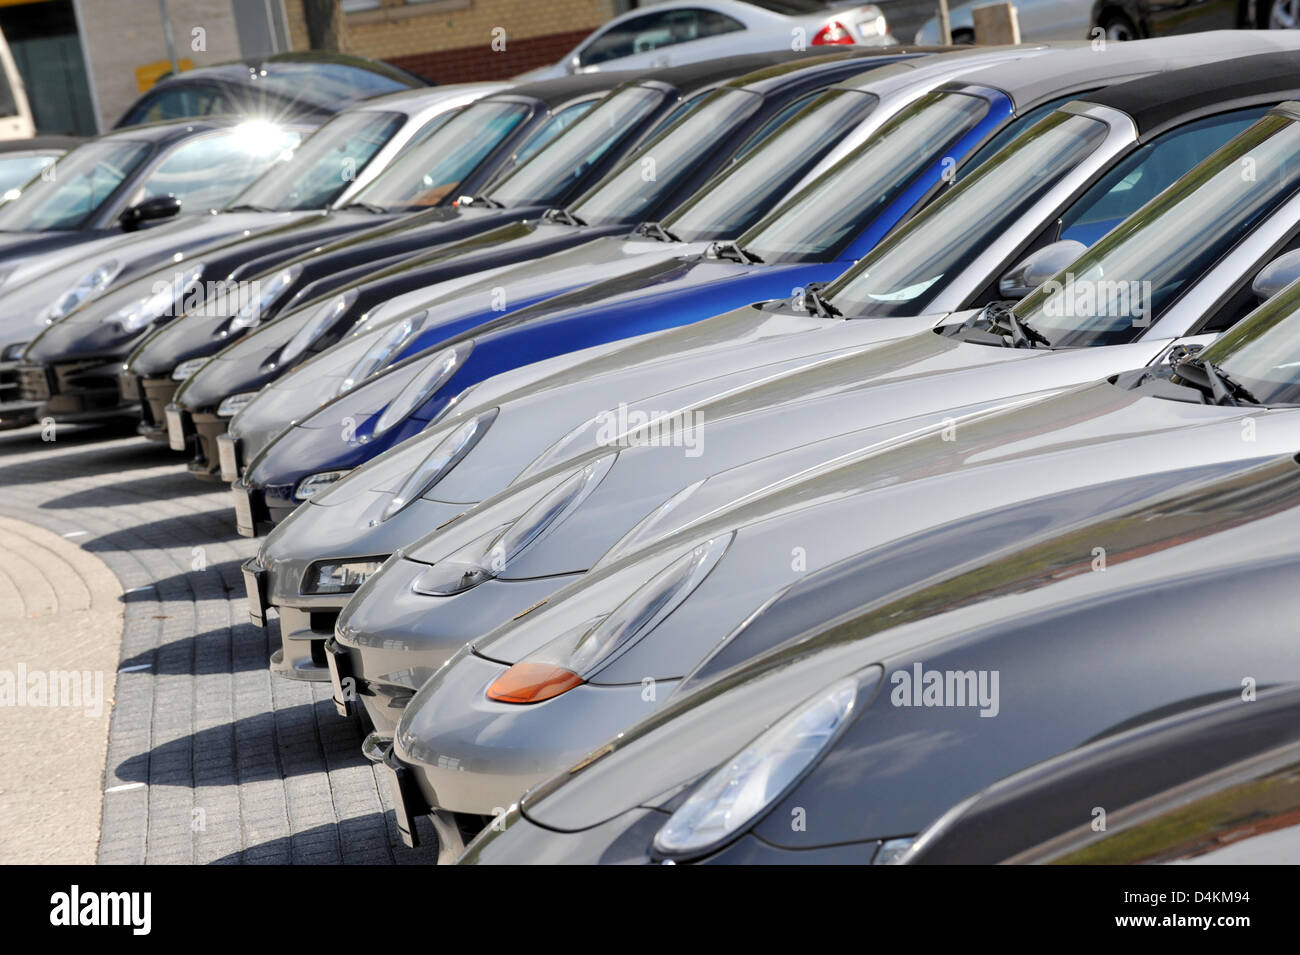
left=388, top=28, right=592, bottom=82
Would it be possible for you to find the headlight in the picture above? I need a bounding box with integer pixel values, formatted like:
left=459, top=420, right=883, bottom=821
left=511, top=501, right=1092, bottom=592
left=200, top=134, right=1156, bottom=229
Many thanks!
left=277, top=290, right=358, bottom=367
left=230, top=264, right=303, bottom=331
left=106, top=264, right=203, bottom=334
left=171, top=357, right=207, bottom=381
left=302, top=557, right=386, bottom=595
left=338, top=310, right=428, bottom=395
left=217, top=391, right=258, bottom=418
left=372, top=342, right=472, bottom=436
left=652, top=676, right=859, bottom=859
left=410, top=454, right=614, bottom=594
left=1, top=341, right=27, bottom=362
left=484, top=534, right=731, bottom=704
left=380, top=408, right=497, bottom=522
left=40, top=259, right=121, bottom=323
left=294, top=469, right=351, bottom=501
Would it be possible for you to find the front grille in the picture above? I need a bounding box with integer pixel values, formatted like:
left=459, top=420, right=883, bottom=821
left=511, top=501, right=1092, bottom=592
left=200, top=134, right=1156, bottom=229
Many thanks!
left=16, top=363, right=52, bottom=402
left=0, top=361, right=22, bottom=404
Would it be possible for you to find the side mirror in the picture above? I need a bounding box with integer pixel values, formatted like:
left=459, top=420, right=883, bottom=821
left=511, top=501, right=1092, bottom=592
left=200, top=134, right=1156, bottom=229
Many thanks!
left=120, top=194, right=181, bottom=232
left=1251, top=249, right=1300, bottom=301
left=998, top=239, right=1087, bottom=300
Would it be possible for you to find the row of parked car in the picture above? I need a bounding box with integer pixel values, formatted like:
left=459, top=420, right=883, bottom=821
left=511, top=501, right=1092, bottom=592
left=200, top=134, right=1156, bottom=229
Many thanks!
left=7, top=31, right=1300, bottom=865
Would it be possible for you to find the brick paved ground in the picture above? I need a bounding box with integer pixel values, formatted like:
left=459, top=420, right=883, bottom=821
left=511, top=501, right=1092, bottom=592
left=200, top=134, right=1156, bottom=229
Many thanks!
left=0, top=419, right=436, bottom=864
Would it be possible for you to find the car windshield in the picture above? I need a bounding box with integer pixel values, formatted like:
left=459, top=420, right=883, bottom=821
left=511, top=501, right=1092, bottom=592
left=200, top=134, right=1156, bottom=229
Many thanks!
left=1192, top=282, right=1300, bottom=405
left=0, top=153, right=60, bottom=201
left=736, top=90, right=993, bottom=263
left=663, top=89, right=878, bottom=242
left=127, top=122, right=304, bottom=213
left=353, top=100, right=531, bottom=210
left=1015, top=112, right=1300, bottom=347
left=488, top=86, right=665, bottom=207
left=231, top=109, right=404, bottom=211
left=570, top=87, right=763, bottom=225
left=823, top=112, right=1110, bottom=315
left=0, top=139, right=152, bottom=231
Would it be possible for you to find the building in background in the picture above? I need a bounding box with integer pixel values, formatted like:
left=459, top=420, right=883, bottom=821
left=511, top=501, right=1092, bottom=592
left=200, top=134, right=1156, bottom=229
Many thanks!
left=2, top=0, right=623, bottom=134
left=0, top=0, right=290, bottom=133
left=290, top=0, right=620, bottom=83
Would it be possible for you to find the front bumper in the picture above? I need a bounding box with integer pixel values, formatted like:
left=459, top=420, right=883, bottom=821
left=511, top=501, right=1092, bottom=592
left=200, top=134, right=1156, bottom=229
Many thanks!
left=242, top=556, right=338, bottom=682
left=132, top=374, right=177, bottom=441
left=232, top=479, right=295, bottom=537
left=460, top=805, right=883, bottom=864
left=18, top=358, right=134, bottom=419
left=324, top=637, right=413, bottom=737
left=0, top=360, right=40, bottom=429
left=160, top=401, right=229, bottom=480
left=394, top=651, right=675, bottom=817
left=459, top=806, right=668, bottom=864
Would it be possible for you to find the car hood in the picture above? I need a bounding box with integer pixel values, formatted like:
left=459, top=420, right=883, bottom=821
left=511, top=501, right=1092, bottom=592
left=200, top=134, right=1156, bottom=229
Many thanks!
left=470, top=384, right=1300, bottom=681
left=172, top=220, right=647, bottom=403
left=17, top=211, right=322, bottom=359
left=514, top=452, right=1300, bottom=836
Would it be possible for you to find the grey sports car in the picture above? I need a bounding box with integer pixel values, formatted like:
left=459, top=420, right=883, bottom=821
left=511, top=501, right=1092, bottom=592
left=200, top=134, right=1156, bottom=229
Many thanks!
left=453, top=450, right=1300, bottom=863
left=331, top=253, right=1300, bottom=848
left=250, top=51, right=1300, bottom=685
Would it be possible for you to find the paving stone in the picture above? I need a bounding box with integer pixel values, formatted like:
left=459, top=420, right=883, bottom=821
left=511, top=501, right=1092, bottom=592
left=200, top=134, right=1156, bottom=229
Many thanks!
left=0, top=421, right=436, bottom=864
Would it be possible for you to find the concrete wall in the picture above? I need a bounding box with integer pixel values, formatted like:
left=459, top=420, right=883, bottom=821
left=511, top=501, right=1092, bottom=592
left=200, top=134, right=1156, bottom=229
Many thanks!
left=76, top=0, right=244, bottom=129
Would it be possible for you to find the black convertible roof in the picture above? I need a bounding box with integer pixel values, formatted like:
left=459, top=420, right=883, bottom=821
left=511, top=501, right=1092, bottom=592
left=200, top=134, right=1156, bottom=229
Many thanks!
left=960, top=30, right=1300, bottom=115
left=497, top=48, right=847, bottom=107
left=1083, top=49, right=1300, bottom=138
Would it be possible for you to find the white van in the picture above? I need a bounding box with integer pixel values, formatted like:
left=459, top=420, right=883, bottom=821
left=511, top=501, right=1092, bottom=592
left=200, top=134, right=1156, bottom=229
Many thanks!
left=0, top=26, right=36, bottom=140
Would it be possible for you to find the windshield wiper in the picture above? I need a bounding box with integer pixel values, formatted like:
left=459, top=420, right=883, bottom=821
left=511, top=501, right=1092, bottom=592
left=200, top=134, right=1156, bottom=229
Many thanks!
left=804, top=282, right=841, bottom=318
left=544, top=207, right=586, bottom=227
left=980, top=301, right=1052, bottom=349
left=224, top=203, right=273, bottom=213
left=344, top=201, right=390, bottom=214
left=1175, top=357, right=1263, bottom=406
left=460, top=194, right=504, bottom=209
left=710, top=240, right=763, bottom=265
left=636, top=220, right=680, bottom=243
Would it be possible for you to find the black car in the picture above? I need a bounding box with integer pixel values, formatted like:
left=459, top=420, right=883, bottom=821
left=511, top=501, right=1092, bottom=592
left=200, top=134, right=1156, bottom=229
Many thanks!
left=115, top=51, right=427, bottom=128
left=14, top=71, right=642, bottom=426
left=131, top=49, right=902, bottom=465
left=0, top=117, right=310, bottom=269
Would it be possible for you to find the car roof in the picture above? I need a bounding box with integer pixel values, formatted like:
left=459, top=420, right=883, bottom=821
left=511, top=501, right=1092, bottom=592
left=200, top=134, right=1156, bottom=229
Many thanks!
left=354, top=82, right=508, bottom=114
left=1082, top=49, right=1300, bottom=138
left=0, top=134, right=82, bottom=153
left=151, top=51, right=427, bottom=106
left=831, top=43, right=1054, bottom=95
left=485, top=70, right=651, bottom=107
left=718, top=47, right=929, bottom=95
left=483, top=51, right=821, bottom=107
left=94, top=116, right=312, bottom=146
left=629, top=48, right=820, bottom=93
left=959, top=31, right=1300, bottom=112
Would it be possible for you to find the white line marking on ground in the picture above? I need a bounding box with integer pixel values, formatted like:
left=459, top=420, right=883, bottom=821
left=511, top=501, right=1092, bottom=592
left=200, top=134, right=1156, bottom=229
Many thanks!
left=105, top=782, right=145, bottom=794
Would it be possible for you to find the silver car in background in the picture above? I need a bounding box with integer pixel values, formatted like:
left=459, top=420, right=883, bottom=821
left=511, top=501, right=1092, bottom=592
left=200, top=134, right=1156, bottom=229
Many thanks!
left=523, top=0, right=892, bottom=80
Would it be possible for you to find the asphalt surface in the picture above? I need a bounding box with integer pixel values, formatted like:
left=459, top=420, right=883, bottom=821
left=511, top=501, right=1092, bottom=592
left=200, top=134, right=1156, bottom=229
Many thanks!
left=0, top=419, right=436, bottom=864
